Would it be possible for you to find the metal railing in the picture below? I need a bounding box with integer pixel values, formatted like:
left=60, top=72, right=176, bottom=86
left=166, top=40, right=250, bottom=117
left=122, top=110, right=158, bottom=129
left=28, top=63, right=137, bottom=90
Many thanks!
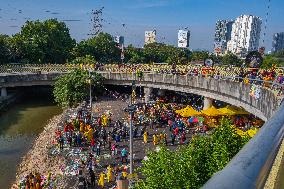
left=202, top=101, right=284, bottom=189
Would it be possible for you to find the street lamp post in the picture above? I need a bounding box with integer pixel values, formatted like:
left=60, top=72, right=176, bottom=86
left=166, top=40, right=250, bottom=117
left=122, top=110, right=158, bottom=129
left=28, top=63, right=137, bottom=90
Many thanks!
left=88, top=70, right=92, bottom=119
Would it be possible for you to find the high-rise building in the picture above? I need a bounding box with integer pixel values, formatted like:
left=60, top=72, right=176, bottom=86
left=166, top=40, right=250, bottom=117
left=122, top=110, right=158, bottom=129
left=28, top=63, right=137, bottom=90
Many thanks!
left=272, top=32, right=284, bottom=53
left=214, top=20, right=234, bottom=54
left=178, top=30, right=190, bottom=48
left=227, top=15, right=262, bottom=56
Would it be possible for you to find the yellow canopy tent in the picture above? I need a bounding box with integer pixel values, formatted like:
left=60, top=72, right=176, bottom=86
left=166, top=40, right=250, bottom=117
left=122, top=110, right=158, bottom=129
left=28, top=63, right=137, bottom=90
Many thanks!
left=227, top=105, right=249, bottom=115
left=201, top=106, right=226, bottom=116
left=218, top=107, right=236, bottom=116
left=176, top=106, right=201, bottom=117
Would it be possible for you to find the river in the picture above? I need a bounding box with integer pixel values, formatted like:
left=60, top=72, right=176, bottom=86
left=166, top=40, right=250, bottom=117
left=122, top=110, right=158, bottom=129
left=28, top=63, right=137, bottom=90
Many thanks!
left=0, top=89, right=61, bottom=188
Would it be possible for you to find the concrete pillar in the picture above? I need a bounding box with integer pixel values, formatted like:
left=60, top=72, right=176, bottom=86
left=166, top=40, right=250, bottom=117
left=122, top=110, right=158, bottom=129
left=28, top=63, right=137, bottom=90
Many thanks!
left=203, top=97, right=213, bottom=110
left=1, top=87, right=7, bottom=97
left=157, top=89, right=166, bottom=97
left=144, top=87, right=153, bottom=103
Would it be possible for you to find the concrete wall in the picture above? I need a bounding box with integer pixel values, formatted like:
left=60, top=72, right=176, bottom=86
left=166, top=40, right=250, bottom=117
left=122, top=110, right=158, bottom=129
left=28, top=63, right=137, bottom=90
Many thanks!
left=0, top=72, right=281, bottom=121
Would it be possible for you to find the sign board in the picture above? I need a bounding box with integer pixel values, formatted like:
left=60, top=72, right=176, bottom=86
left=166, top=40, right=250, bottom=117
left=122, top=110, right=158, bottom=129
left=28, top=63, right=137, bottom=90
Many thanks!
left=178, top=30, right=190, bottom=48
left=145, top=30, right=156, bottom=45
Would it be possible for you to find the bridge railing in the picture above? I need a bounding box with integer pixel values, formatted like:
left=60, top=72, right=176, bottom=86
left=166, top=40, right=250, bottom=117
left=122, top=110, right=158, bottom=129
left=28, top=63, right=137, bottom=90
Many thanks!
left=202, top=102, right=284, bottom=189
left=99, top=71, right=284, bottom=98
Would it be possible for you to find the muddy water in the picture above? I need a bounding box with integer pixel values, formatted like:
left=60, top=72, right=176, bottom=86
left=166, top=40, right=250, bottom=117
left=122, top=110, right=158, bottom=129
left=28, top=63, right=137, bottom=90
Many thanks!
left=0, top=92, right=61, bottom=188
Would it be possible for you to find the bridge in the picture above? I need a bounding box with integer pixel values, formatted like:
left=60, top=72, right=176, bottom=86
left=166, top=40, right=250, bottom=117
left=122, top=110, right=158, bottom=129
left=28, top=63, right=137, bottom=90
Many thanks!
left=0, top=66, right=283, bottom=188
left=0, top=71, right=281, bottom=121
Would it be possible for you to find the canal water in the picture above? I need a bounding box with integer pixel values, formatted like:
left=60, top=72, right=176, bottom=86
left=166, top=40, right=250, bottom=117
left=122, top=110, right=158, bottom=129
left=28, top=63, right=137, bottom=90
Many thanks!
left=0, top=88, right=61, bottom=188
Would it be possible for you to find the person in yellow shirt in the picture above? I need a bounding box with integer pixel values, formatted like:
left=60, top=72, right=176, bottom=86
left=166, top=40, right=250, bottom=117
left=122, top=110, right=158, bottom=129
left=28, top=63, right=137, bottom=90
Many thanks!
left=143, top=131, right=148, bottom=144
left=79, top=123, right=84, bottom=133
left=159, top=133, right=164, bottom=141
left=107, top=165, right=114, bottom=183
left=98, top=172, right=106, bottom=188
left=153, top=134, right=158, bottom=145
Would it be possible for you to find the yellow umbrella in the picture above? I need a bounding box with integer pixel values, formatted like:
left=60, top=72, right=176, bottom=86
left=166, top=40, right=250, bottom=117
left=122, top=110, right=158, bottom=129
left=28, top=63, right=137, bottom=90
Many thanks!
left=179, top=106, right=201, bottom=117
left=227, top=105, right=249, bottom=115
left=218, top=107, right=236, bottom=116
left=201, top=106, right=225, bottom=116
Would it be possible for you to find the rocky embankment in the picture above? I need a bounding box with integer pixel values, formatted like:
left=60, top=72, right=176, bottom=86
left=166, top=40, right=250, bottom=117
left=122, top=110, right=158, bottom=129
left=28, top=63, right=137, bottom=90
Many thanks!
left=11, top=113, right=68, bottom=188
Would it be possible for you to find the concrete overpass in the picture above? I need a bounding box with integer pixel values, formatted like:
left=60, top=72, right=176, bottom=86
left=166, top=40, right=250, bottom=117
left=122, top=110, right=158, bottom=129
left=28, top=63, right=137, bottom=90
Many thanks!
left=0, top=72, right=281, bottom=121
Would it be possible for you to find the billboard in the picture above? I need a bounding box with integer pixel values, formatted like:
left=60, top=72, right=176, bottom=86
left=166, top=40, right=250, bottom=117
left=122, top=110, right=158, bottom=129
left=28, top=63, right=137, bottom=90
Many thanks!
left=214, top=41, right=223, bottom=54
left=145, top=30, right=156, bottom=45
left=178, top=30, right=190, bottom=48
left=114, top=36, right=124, bottom=46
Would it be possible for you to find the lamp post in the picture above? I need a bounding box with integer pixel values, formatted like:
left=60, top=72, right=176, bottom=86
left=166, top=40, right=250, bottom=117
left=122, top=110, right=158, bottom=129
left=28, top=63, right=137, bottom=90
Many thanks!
left=88, top=70, right=93, bottom=119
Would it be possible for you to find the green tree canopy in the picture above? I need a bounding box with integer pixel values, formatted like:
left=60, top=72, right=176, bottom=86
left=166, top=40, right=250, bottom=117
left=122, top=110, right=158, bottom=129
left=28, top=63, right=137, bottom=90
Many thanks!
left=136, top=119, right=251, bottom=189
left=71, top=55, right=97, bottom=65
left=221, top=52, right=243, bottom=66
left=190, top=51, right=209, bottom=61
left=53, top=69, right=104, bottom=108
left=0, top=35, right=11, bottom=64
left=10, top=19, right=75, bottom=64
left=142, top=42, right=191, bottom=64
left=72, top=32, right=120, bottom=63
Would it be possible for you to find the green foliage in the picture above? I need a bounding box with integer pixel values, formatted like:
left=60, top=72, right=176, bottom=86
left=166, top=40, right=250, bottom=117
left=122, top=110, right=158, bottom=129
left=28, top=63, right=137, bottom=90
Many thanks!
left=10, top=19, right=75, bottom=64
left=142, top=42, right=191, bottom=64
left=125, top=45, right=146, bottom=64
left=136, top=118, right=251, bottom=189
left=260, top=50, right=284, bottom=68
left=53, top=69, right=104, bottom=108
left=72, top=32, right=120, bottom=63
left=71, top=55, right=96, bottom=64
left=0, top=35, right=11, bottom=64
left=221, top=53, right=243, bottom=66
left=191, top=51, right=209, bottom=61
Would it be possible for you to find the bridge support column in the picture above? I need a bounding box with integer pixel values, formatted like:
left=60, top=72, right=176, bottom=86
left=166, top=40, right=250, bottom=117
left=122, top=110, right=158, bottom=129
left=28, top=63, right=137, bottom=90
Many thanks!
left=1, top=87, right=7, bottom=97
left=203, top=97, right=213, bottom=110
left=157, top=89, right=166, bottom=97
left=144, top=87, right=153, bottom=103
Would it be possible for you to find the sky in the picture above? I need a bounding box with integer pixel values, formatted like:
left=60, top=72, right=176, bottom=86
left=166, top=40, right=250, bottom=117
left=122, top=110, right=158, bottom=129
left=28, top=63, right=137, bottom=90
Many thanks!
left=0, top=0, right=283, bottom=51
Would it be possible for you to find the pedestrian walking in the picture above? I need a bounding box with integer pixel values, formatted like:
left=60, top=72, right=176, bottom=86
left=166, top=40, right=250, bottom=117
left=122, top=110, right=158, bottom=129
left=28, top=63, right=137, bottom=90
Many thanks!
left=143, top=131, right=148, bottom=144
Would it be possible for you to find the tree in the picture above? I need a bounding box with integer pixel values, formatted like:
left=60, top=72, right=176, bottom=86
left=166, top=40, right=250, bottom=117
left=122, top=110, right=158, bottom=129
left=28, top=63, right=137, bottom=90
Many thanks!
left=136, top=118, right=251, bottom=189
left=191, top=51, right=209, bottom=61
left=71, top=55, right=97, bottom=65
left=221, top=52, right=243, bottom=66
left=0, top=35, right=11, bottom=64
left=53, top=69, right=104, bottom=108
left=142, top=42, right=191, bottom=64
left=125, top=45, right=146, bottom=64
left=10, top=19, right=75, bottom=64
left=72, top=32, right=120, bottom=63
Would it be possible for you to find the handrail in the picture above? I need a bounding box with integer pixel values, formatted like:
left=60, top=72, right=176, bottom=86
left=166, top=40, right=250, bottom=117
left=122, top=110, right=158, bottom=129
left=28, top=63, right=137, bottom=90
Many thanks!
left=202, top=102, right=284, bottom=189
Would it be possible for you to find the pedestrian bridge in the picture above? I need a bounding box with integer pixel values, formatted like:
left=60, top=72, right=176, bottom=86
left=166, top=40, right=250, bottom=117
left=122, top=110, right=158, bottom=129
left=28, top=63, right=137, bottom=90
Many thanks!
left=0, top=70, right=284, bottom=189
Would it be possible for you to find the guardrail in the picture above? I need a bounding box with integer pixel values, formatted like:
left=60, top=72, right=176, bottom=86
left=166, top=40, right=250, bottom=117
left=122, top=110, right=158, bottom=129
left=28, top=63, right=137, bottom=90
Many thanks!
left=202, top=101, right=284, bottom=189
